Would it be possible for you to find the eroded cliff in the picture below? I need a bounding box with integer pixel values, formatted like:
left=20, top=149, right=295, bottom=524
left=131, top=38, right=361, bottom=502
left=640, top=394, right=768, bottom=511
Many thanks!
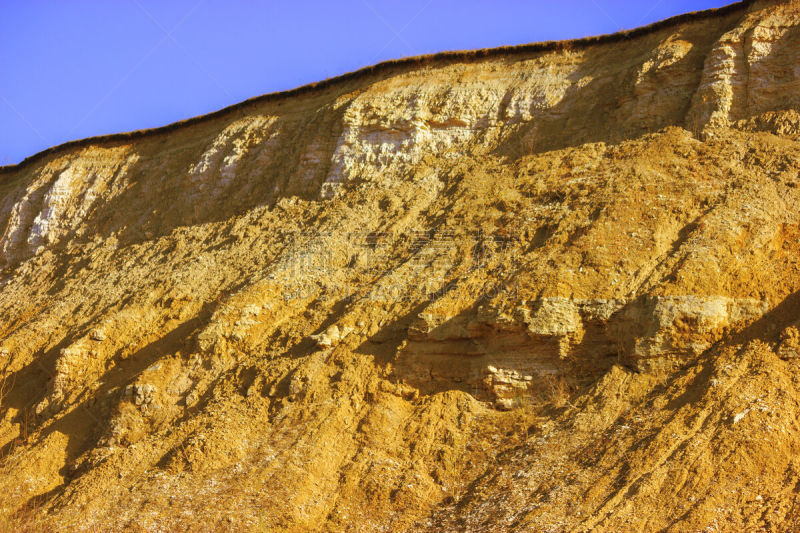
left=2, top=0, right=800, bottom=530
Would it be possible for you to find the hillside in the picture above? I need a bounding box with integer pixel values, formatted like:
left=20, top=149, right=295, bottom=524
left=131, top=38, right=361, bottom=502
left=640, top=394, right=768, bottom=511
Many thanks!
left=2, top=0, right=800, bottom=530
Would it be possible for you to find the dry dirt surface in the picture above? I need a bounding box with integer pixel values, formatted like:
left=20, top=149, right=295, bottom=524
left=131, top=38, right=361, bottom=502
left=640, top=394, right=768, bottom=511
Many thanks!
left=2, top=0, right=800, bottom=530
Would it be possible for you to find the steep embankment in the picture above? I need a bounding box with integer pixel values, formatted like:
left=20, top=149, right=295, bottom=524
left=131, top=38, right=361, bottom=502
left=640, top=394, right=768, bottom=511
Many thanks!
left=2, top=0, right=800, bottom=530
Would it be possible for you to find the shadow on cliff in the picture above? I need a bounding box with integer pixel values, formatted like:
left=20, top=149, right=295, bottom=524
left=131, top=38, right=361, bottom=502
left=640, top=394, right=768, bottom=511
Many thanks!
left=0, top=309, right=113, bottom=455
left=574, top=286, right=800, bottom=524
left=730, top=288, right=800, bottom=346
left=58, top=102, right=350, bottom=257
left=357, top=287, right=619, bottom=402
left=0, top=301, right=219, bottom=512
left=492, top=19, right=727, bottom=158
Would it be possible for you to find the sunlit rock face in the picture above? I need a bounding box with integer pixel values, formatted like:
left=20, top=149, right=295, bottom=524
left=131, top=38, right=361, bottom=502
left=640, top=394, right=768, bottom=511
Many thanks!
left=2, top=1, right=800, bottom=531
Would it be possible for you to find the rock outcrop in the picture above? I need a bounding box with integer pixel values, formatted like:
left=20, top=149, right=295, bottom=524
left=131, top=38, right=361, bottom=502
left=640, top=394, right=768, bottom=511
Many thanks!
left=2, top=1, right=800, bottom=530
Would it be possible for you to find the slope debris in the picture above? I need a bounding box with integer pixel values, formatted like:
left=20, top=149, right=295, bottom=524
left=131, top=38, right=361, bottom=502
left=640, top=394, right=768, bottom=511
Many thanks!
left=2, top=0, right=800, bottom=530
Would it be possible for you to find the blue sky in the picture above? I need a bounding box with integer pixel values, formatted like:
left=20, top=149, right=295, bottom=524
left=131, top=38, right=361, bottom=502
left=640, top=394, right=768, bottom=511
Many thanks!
left=1, top=0, right=732, bottom=165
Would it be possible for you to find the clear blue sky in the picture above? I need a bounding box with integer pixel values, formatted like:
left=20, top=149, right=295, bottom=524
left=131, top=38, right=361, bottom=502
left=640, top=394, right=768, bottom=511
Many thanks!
left=1, top=0, right=733, bottom=165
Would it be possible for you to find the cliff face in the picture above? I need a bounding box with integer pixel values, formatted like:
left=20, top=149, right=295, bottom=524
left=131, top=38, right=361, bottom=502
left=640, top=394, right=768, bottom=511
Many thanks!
left=2, top=1, right=800, bottom=530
